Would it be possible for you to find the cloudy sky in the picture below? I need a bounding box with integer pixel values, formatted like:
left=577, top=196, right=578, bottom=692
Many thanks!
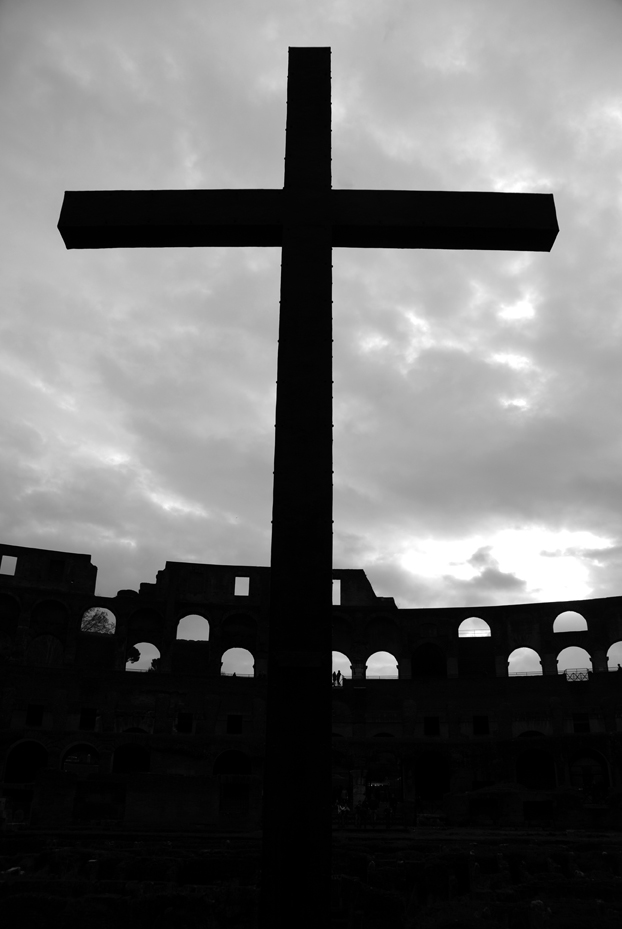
left=1, top=0, right=622, bottom=619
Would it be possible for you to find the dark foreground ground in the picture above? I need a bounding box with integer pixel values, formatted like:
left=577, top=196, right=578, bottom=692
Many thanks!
left=1, top=825, right=622, bottom=928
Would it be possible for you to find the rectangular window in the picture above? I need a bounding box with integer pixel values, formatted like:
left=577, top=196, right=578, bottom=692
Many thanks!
left=333, top=578, right=341, bottom=605
left=176, top=712, right=194, bottom=734
left=473, top=715, right=490, bottom=736
left=573, top=713, right=590, bottom=734
left=26, top=704, right=44, bottom=727
left=0, top=554, right=17, bottom=576
left=227, top=714, right=243, bottom=734
left=79, top=707, right=97, bottom=731
left=423, top=716, right=440, bottom=736
left=234, top=576, right=249, bottom=596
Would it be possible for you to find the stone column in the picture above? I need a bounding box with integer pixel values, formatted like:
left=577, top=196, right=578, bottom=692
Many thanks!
left=495, top=655, right=508, bottom=677
left=447, top=656, right=458, bottom=678
left=351, top=657, right=367, bottom=682
left=398, top=657, right=411, bottom=679
left=542, top=654, right=558, bottom=675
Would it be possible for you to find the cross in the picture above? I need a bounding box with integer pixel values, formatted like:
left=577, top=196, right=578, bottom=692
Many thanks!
left=57, top=47, right=558, bottom=927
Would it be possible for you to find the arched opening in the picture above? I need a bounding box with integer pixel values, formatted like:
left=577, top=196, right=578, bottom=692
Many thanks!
left=569, top=752, right=609, bottom=800
left=516, top=749, right=556, bottom=789
left=62, top=744, right=100, bottom=772
left=220, top=646, right=254, bottom=676
left=25, top=634, right=64, bottom=667
left=458, top=617, right=491, bottom=637
left=607, top=641, right=622, bottom=671
left=332, top=650, right=351, bottom=685
left=80, top=607, right=116, bottom=634
left=556, top=645, right=592, bottom=676
left=508, top=647, right=542, bottom=675
left=412, top=642, right=446, bottom=678
left=125, top=641, right=160, bottom=672
left=366, top=751, right=402, bottom=811
left=366, top=650, right=398, bottom=678
left=112, top=743, right=150, bottom=774
left=553, top=610, right=588, bottom=633
left=4, top=740, right=48, bottom=783
left=176, top=614, right=210, bottom=640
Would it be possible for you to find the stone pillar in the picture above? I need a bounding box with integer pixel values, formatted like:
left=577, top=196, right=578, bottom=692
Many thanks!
left=592, top=650, right=608, bottom=673
left=542, top=654, right=558, bottom=675
left=447, top=656, right=458, bottom=678
left=255, top=656, right=268, bottom=677
left=495, top=655, right=508, bottom=677
left=351, top=658, right=367, bottom=682
left=398, top=657, right=411, bottom=679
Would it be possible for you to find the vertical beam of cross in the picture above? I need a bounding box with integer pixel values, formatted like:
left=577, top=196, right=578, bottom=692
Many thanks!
left=259, top=47, right=333, bottom=927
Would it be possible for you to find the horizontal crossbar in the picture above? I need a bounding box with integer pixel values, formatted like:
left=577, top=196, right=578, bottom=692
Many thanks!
left=58, top=188, right=558, bottom=251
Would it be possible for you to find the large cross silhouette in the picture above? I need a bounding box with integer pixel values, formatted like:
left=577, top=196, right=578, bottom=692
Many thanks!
left=58, top=47, right=558, bottom=927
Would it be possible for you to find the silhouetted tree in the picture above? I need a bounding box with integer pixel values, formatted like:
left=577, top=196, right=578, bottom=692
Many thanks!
left=126, top=645, right=141, bottom=664
left=81, top=608, right=115, bottom=635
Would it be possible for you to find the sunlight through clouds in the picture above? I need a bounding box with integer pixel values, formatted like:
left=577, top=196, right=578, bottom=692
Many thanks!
left=498, top=296, right=536, bottom=320
left=399, top=527, right=613, bottom=602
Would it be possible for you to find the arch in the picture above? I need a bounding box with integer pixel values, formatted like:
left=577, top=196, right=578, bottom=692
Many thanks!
left=607, top=641, right=622, bottom=670
left=61, top=744, right=100, bottom=771
left=516, top=749, right=556, bottom=789
left=412, top=642, right=446, bottom=678
left=176, top=613, right=210, bottom=641
left=112, top=743, right=150, bottom=774
left=221, top=646, right=254, bottom=676
left=507, top=647, right=542, bottom=675
left=213, top=749, right=252, bottom=776
left=556, top=645, right=592, bottom=674
left=25, top=633, right=64, bottom=667
left=125, top=641, right=160, bottom=672
left=332, top=651, right=352, bottom=679
left=366, top=650, right=398, bottom=678
left=458, top=617, right=491, bottom=637
left=553, top=610, right=588, bottom=633
left=30, top=598, right=69, bottom=633
left=80, top=607, right=116, bottom=635
left=569, top=750, right=609, bottom=798
left=4, top=740, right=48, bottom=782
left=0, top=591, right=20, bottom=633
